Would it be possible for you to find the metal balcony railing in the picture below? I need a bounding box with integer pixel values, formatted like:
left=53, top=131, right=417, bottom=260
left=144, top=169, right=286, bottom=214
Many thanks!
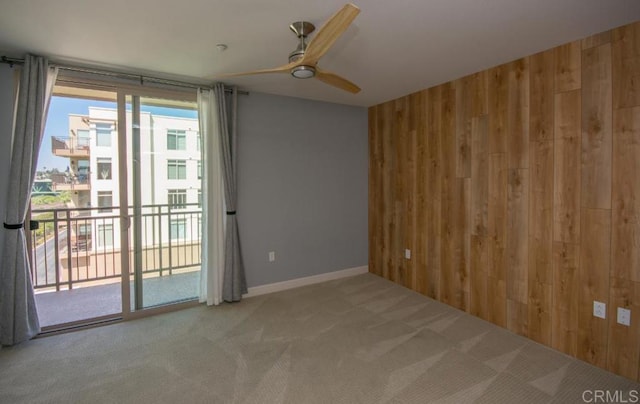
left=29, top=203, right=202, bottom=291
left=51, top=136, right=90, bottom=157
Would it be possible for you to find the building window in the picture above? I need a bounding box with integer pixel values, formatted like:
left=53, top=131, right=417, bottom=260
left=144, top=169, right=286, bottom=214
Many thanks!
left=98, top=191, right=113, bottom=213
left=196, top=132, right=201, bottom=152
left=168, top=189, right=187, bottom=209
left=77, top=159, right=90, bottom=174
left=170, top=218, right=186, bottom=240
left=198, top=190, right=202, bottom=208
left=77, top=129, right=90, bottom=147
left=77, top=160, right=90, bottom=182
left=74, top=222, right=92, bottom=251
left=97, top=223, right=114, bottom=248
left=78, top=223, right=91, bottom=237
left=96, top=122, right=112, bottom=147
left=97, top=158, right=112, bottom=180
left=167, top=129, right=186, bottom=150
left=198, top=161, right=202, bottom=179
left=167, top=159, right=186, bottom=180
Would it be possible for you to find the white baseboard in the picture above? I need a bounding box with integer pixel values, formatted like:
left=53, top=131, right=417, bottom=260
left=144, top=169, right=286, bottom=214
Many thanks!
left=245, top=265, right=369, bottom=298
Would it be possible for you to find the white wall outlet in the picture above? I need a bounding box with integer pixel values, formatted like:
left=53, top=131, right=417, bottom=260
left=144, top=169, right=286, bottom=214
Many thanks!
left=268, top=251, right=275, bottom=262
left=593, top=301, right=606, bottom=319
left=405, top=249, right=411, bottom=259
left=617, top=307, right=631, bottom=326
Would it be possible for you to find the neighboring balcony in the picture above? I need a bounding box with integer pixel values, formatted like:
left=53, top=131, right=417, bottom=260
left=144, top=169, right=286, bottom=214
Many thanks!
left=51, top=136, right=90, bottom=157
left=50, top=173, right=91, bottom=191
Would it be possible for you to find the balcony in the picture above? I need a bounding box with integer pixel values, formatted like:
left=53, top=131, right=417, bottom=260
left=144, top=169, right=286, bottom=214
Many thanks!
left=51, top=136, right=90, bottom=157
left=29, top=204, right=202, bottom=327
left=50, top=173, right=91, bottom=191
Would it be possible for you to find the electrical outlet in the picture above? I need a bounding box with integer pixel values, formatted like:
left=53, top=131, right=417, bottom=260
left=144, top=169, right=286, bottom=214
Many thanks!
left=617, top=307, right=631, bottom=326
left=593, top=301, right=606, bottom=319
left=405, top=249, right=411, bottom=259
left=268, top=251, right=275, bottom=262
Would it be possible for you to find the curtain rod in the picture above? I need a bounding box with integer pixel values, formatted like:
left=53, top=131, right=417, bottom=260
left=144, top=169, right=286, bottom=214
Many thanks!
left=1, top=56, right=248, bottom=95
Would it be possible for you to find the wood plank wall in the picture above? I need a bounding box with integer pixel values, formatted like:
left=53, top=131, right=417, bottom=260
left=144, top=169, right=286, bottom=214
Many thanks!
left=368, top=21, right=640, bottom=381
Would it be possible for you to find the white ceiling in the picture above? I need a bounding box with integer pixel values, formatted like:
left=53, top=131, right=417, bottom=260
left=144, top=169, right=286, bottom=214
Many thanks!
left=0, top=0, right=639, bottom=107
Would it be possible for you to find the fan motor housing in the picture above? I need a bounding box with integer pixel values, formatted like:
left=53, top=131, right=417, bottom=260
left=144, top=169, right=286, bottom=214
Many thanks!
left=288, top=21, right=316, bottom=79
left=288, top=21, right=315, bottom=64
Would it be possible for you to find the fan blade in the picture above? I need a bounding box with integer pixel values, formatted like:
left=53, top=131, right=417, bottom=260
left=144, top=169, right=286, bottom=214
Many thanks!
left=302, top=3, right=360, bottom=66
left=217, top=62, right=297, bottom=78
left=316, top=68, right=360, bottom=93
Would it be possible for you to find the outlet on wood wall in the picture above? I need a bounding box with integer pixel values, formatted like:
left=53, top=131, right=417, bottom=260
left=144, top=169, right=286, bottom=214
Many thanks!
left=368, top=21, right=640, bottom=381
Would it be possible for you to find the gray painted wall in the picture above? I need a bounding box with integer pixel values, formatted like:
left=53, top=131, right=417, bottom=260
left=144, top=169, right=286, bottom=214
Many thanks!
left=0, top=65, right=16, bottom=262
left=237, top=92, right=368, bottom=287
left=0, top=76, right=368, bottom=287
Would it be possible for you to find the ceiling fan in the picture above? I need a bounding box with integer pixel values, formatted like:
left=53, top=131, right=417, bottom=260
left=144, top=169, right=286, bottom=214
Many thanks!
left=220, top=3, right=361, bottom=94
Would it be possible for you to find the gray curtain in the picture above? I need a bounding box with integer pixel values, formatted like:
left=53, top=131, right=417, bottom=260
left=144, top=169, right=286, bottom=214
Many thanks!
left=214, top=83, right=247, bottom=302
left=0, top=55, right=57, bottom=345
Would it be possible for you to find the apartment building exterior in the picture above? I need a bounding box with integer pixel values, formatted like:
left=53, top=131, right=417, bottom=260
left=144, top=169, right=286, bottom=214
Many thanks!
left=50, top=107, right=201, bottom=255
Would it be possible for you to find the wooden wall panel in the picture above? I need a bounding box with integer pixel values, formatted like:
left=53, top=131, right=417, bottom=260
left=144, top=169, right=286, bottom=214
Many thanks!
left=413, top=91, right=428, bottom=294
left=552, top=241, right=580, bottom=356
left=555, top=41, right=581, bottom=93
left=440, top=85, right=455, bottom=306
left=582, top=44, right=612, bottom=209
left=393, top=97, right=412, bottom=286
left=553, top=90, right=581, bottom=243
left=425, top=86, right=442, bottom=300
left=505, top=57, right=530, bottom=336
left=611, top=98, right=640, bottom=282
left=368, top=21, right=640, bottom=381
left=507, top=168, right=529, bottom=335
left=472, top=71, right=489, bottom=117
left=530, top=49, right=555, bottom=144
left=487, top=153, right=507, bottom=327
left=403, top=96, right=417, bottom=289
left=577, top=209, right=610, bottom=368
left=582, top=29, right=612, bottom=50
left=507, top=59, right=530, bottom=169
left=612, top=22, right=640, bottom=109
left=607, top=279, right=640, bottom=380
left=470, top=77, right=489, bottom=329
left=470, top=234, right=488, bottom=320
left=471, top=116, right=489, bottom=237
left=381, top=101, right=394, bottom=281
left=489, top=65, right=508, bottom=153
left=368, top=106, right=380, bottom=276
left=608, top=25, right=640, bottom=380
left=528, top=49, right=555, bottom=345
left=456, top=76, right=472, bottom=178
left=441, top=83, right=469, bottom=310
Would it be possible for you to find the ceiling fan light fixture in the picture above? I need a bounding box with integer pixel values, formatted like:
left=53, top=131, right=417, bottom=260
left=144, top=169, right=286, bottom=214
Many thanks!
left=291, top=65, right=315, bottom=79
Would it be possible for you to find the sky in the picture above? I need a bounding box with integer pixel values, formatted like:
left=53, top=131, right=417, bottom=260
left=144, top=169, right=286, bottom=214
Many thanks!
left=39, top=96, right=198, bottom=171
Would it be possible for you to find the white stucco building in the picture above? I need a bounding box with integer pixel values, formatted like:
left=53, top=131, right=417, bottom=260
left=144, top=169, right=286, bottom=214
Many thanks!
left=52, top=107, right=201, bottom=254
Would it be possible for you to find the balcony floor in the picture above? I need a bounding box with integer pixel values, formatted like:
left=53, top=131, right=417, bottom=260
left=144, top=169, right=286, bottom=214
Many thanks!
left=35, top=270, right=200, bottom=328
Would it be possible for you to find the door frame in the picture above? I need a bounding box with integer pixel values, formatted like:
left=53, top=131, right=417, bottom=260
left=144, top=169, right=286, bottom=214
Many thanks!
left=116, top=87, right=200, bottom=321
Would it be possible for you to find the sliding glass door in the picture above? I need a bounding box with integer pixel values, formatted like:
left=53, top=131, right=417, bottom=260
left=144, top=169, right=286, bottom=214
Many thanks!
left=122, top=93, right=201, bottom=311
left=30, top=80, right=201, bottom=330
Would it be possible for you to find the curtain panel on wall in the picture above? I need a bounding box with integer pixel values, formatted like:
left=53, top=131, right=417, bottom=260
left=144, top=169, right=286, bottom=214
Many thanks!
left=0, top=55, right=57, bottom=345
left=214, top=83, right=247, bottom=302
left=198, top=88, right=225, bottom=306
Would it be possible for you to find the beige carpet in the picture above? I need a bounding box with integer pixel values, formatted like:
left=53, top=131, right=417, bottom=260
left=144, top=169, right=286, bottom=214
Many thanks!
left=1, top=273, right=638, bottom=403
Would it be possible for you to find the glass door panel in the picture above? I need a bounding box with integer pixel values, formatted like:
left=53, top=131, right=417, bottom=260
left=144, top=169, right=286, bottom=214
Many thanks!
left=124, top=94, right=201, bottom=311
left=30, top=86, right=122, bottom=328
